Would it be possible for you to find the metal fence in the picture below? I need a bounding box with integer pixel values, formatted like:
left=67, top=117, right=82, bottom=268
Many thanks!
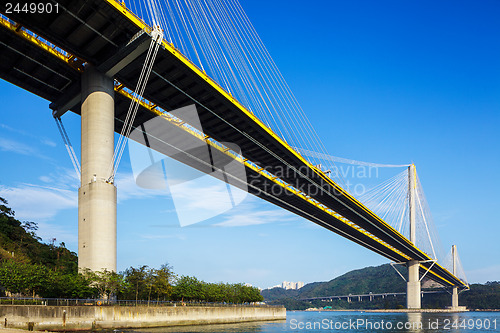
left=0, top=297, right=279, bottom=308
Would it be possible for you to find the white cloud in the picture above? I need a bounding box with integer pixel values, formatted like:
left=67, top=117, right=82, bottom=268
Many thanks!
left=216, top=208, right=294, bottom=227
left=0, top=123, right=57, bottom=147
left=39, top=169, right=171, bottom=201
left=165, top=173, right=248, bottom=227
left=0, top=137, right=40, bottom=156
left=0, top=169, right=171, bottom=222
left=139, top=170, right=298, bottom=228
left=0, top=169, right=172, bottom=246
left=115, top=172, right=170, bottom=202
left=0, top=184, right=77, bottom=221
left=173, top=183, right=235, bottom=212
left=39, top=176, right=52, bottom=183
left=36, top=221, right=77, bottom=245
left=0, top=181, right=77, bottom=245
left=41, top=139, right=57, bottom=148
left=117, top=170, right=297, bottom=228
left=38, top=168, right=79, bottom=190
left=37, top=169, right=166, bottom=203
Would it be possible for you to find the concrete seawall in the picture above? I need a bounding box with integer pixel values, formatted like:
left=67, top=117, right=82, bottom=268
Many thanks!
left=0, top=305, right=286, bottom=331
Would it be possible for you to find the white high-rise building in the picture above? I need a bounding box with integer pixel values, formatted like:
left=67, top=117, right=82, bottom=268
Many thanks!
left=282, top=281, right=305, bottom=290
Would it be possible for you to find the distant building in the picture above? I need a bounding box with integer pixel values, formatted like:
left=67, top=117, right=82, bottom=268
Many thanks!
left=264, top=281, right=305, bottom=290
left=282, top=281, right=305, bottom=290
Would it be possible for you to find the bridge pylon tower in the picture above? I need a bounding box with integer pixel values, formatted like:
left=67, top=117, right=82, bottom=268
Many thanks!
left=451, top=244, right=459, bottom=309
left=407, top=164, right=421, bottom=309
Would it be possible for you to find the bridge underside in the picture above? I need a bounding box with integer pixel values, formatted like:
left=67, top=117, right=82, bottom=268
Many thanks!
left=0, top=0, right=467, bottom=291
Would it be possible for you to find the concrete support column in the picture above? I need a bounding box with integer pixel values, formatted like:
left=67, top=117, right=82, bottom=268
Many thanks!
left=78, top=66, right=117, bottom=272
left=407, top=260, right=421, bottom=309
left=452, top=287, right=459, bottom=309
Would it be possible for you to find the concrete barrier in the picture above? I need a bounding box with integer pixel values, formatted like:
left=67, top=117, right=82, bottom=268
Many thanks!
left=0, top=305, right=286, bottom=331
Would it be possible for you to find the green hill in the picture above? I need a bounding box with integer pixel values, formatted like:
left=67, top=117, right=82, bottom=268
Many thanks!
left=0, top=197, right=77, bottom=273
left=262, top=264, right=406, bottom=302
left=300, top=264, right=407, bottom=298
left=261, top=264, right=407, bottom=309
left=262, top=264, right=500, bottom=310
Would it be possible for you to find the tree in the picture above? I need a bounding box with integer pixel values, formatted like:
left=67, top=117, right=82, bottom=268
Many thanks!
left=203, top=282, right=224, bottom=303
left=152, top=264, right=175, bottom=302
left=19, top=222, right=41, bottom=254
left=0, top=197, right=14, bottom=218
left=0, top=260, right=48, bottom=297
left=0, top=198, right=78, bottom=272
left=123, top=265, right=149, bottom=302
left=172, top=276, right=204, bottom=302
left=0, top=260, right=28, bottom=295
left=83, top=269, right=124, bottom=300
left=22, top=222, right=39, bottom=239
left=44, top=271, right=95, bottom=298
left=145, top=267, right=155, bottom=305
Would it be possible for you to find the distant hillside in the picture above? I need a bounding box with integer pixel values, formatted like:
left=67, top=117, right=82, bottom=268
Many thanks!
left=302, top=264, right=407, bottom=297
left=262, top=264, right=405, bottom=302
left=262, top=264, right=500, bottom=310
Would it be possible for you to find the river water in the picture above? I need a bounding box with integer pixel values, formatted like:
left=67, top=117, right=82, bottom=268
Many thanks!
left=124, top=311, right=500, bottom=332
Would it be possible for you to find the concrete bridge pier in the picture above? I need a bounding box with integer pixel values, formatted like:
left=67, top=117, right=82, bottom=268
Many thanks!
left=78, top=66, right=117, bottom=272
left=406, top=260, right=421, bottom=309
left=450, top=245, right=460, bottom=310
left=452, top=287, right=459, bottom=308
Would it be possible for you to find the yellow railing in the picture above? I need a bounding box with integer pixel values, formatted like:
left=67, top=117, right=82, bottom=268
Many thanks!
left=0, top=14, right=84, bottom=72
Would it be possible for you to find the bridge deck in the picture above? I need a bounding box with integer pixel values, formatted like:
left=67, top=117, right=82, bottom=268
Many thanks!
left=0, top=0, right=467, bottom=290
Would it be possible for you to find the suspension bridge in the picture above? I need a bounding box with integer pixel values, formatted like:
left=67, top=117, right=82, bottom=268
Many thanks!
left=0, top=0, right=468, bottom=310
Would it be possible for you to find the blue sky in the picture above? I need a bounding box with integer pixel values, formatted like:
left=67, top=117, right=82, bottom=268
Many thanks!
left=0, top=0, right=499, bottom=288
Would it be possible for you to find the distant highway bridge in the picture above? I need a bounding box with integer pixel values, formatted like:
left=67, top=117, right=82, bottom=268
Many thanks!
left=300, top=290, right=447, bottom=303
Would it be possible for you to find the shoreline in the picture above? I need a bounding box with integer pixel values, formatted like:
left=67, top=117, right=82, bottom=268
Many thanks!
left=0, top=329, right=56, bottom=333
